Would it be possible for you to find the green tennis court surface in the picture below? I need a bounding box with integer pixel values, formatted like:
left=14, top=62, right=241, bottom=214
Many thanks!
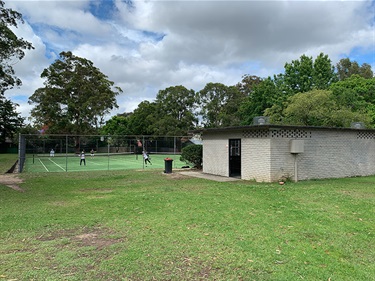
left=23, top=153, right=186, bottom=173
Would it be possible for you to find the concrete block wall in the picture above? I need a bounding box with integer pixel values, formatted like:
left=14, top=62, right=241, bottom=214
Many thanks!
left=202, top=126, right=375, bottom=182
left=242, top=138, right=271, bottom=182
left=269, top=138, right=295, bottom=182
left=269, top=129, right=375, bottom=181
left=296, top=130, right=375, bottom=180
left=202, top=133, right=229, bottom=177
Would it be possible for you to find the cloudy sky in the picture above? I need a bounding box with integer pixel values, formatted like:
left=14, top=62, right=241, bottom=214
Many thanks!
left=5, top=0, right=375, bottom=122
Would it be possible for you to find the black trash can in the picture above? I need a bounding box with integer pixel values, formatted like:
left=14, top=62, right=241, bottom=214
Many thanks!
left=164, top=158, right=173, bottom=173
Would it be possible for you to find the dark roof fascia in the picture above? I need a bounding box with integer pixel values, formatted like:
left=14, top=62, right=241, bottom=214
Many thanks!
left=192, top=125, right=375, bottom=134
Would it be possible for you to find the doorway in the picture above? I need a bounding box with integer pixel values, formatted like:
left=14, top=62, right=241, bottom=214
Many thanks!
left=229, top=139, right=241, bottom=178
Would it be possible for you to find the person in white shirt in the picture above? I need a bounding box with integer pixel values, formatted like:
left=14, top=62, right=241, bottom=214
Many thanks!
left=142, top=151, right=152, bottom=166
left=80, top=151, right=86, bottom=166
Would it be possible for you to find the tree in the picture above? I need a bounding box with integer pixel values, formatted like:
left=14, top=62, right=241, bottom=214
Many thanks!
left=153, top=85, right=197, bottom=135
left=284, top=54, right=314, bottom=93
left=268, top=89, right=371, bottom=127
left=180, top=144, right=202, bottom=169
left=336, top=58, right=374, bottom=80
left=29, top=51, right=122, bottom=135
left=236, top=75, right=262, bottom=96
left=330, top=75, right=375, bottom=125
left=258, top=53, right=336, bottom=124
left=312, top=53, right=337, bottom=89
left=101, top=115, right=129, bottom=136
left=127, top=101, right=157, bottom=135
left=197, top=82, right=244, bottom=128
left=238, top=77, right=282, bottom=125
left=0, top=0, right=34, bottom=93
left=0, top=95, right=24, bottom=145
left=283, top=53, right=336, bottom=94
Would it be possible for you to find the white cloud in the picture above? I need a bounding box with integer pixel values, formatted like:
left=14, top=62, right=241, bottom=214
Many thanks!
left=4, top=0, right=375, bottom=122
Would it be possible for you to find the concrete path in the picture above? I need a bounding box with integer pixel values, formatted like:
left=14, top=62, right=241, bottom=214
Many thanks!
left=179, top=171, right=240, bottom=182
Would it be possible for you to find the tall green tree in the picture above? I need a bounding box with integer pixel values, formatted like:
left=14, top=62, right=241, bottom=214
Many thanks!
left=153, top=86, right=197, bottom=135
left=236, top=75, right=262, bottom=96
left=0, top=1, right=32, bottom=145
left=101, top=115, right=129, bottom=136
left=284, top=53, right=336, bottom=94
left=336, top=58, right=374, bottom=80
left=260, top=53, right=336, bottom=124
left=284, top=54, right=314, bottom=93
left=313, top=53, right=337, bottom=89
left=330, top=75, right=375, bottom=125
left=330, top=75, right=375, bottom=105
left=0, top=95, right=24, bottom=145
left=29, top=51, right=122, bottom=135
left=268, top=89, right=371, bottom=127
left=197, top=82, right=244, bottom=128
left=127, top=101, right=157, bottom=135
left=0, top=0, right=34, bottom=93
left=238, top=77, right=279, bottom=125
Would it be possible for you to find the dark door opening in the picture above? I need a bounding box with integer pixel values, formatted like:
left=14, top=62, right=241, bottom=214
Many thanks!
left=229, top=139, right=241, bottom=178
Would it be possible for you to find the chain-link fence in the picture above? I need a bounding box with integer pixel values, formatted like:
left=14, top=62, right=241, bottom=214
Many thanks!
left=19, top=134, right=197, bottom=173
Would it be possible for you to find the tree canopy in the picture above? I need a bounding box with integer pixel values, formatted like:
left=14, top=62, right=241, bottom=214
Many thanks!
left=18, top=50, right=375, bottom=137
left=197, top=82, right=244, bottom=128
left=270, top=89, right=371, bottom=127
left=0, top=1, right=33, bottom=146
left=152, top=85, right=198, bottom=135
left=29, top=51, right=122, bottom=135
left=0, top=95, right=24, bottom=144
left=127, top=101, right=157, bottom=135
left=336, top=58, right=373, bottom=80
left=283, top=53, right=337, bottom=94
left=75, top=53, right=375, bottom=134
left=0, top=0, right=34, bottom=93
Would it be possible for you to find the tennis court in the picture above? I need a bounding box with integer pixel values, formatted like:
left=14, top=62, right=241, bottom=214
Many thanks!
left=19, top=134, right=197, bottom=173
left=23, top=153, right=186, bottom=173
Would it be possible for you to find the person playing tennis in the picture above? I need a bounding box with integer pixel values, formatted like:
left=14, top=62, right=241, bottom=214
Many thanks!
left=142, top=151, right=152, bottom=166
left=80, top=151, right=86, bottom=166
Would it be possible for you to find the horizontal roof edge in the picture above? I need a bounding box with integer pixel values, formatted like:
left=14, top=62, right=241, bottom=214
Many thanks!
left=191, top=124, right=375, bottom=134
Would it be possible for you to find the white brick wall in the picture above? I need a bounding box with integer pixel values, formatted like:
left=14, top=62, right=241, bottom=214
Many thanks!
left=242, top=138, right=271, bottom=182
left=202, top=127, right=375, bottom=182
left=295, top=130, right=375, bottom=180
left=202, top=131, right=242, bottom=177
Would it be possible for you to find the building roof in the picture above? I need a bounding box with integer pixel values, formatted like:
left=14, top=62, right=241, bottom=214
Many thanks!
left=193, top=124, right=375, bottom=134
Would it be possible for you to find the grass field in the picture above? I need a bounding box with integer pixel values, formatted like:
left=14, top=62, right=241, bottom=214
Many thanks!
left=0, top=154, right=18, bottom=173
left=1, top=161, right=374, bottom=280
left=23, top=153, right=186, bottom=173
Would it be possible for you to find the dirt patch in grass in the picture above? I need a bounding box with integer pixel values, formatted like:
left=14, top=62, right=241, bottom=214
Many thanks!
left=79, top=188, right=114, bottom=193
left=0, top=174, right=24, bottom=192
left=163, top=172, right=189, bottom=180
left=36, top=226, right=124, bottom=250
left=339, top=189, right=375, bottom=199
left=163, top=256, right=217, bottom=280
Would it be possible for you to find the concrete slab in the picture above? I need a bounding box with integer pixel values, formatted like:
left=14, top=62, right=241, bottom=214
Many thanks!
left=179, top=171, right=240, bottom=182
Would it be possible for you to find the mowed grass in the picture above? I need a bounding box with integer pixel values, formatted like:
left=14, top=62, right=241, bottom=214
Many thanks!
left=0, top=168, right=374, bottom=280
left=0, top=153, right=18, bottom=173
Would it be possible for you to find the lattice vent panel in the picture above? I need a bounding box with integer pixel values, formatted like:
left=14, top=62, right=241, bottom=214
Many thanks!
left=243, top=130, right=270, bottom=138
left=271, top=129, right=311, bottom=138
left=357, top=131, right=375, bottom=139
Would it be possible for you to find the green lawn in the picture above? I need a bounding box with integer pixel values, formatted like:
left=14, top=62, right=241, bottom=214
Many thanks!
left=0, top=153, right=18, bottom=173
left=0, top=168, right=374, bottom=280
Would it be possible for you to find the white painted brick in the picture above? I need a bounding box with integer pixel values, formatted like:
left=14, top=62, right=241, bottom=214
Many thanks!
left=202, top=127, right=375, bottom=182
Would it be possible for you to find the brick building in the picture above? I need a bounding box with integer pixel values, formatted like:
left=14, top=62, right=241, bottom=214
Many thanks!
left=199, top=125, right=375, bottom=182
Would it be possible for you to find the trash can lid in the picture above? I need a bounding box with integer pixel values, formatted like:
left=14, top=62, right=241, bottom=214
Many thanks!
left=164, top=158, right=173, bottom=161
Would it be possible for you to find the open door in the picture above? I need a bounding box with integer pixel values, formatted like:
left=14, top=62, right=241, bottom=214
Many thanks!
left=229, top=139, right=241, bottom=178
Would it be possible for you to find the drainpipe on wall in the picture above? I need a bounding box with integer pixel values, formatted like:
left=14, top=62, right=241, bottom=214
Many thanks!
left=290, top=140, right=304, bottom=182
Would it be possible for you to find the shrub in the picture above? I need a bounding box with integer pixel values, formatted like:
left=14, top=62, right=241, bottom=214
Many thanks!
left=180, top=144, right=202, bottom=169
